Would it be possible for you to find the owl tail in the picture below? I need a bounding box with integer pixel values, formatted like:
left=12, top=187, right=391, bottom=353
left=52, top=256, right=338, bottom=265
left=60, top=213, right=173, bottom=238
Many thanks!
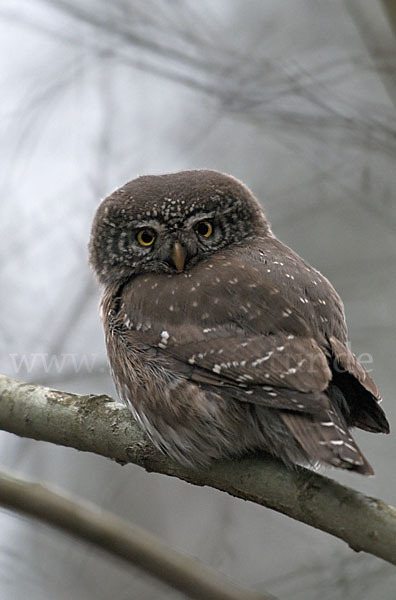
left=328, top=336, right=390, bottom=435
left=280, top=405, right=374, bottom=475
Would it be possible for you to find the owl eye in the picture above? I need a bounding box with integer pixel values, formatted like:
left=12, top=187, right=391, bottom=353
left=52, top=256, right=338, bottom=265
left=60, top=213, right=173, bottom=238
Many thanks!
left=195, top=220, right=213, bottom=238
left=136, top=229, right=156, bottom=246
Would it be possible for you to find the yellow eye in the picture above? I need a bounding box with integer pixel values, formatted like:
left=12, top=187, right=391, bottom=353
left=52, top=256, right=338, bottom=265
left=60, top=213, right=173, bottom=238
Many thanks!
left=137, top=229, right=156, bottom=246
left=195, top=220, right=213, bottom=238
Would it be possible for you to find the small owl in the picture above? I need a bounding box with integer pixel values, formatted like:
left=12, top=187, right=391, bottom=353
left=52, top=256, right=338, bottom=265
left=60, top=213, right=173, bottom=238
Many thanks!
left=89, top=170, right=389, bottom=475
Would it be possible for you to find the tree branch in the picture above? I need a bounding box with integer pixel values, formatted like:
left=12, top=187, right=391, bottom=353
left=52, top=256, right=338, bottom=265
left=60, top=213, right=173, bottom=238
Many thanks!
left=1, top=373, right=396, bottom=567
left=0, top=469, right=271, bottom=600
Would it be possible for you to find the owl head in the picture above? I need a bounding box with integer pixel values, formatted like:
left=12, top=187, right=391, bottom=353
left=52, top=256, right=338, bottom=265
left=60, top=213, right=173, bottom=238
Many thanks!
left=89, top=169, right=270, bottom=286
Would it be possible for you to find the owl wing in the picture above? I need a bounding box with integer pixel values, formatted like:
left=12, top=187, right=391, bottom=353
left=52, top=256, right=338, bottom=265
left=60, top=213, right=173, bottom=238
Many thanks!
left=118, top=259, right=335, bottom=415
left=164, top=328, right=334, bottom=414
left=116, top=264, right=387, bottom=473
left=119, top=307, right=332, bottom=414
left=167, top=330, right=329, bottom=388
left=118, top=244, right=386, bottom=424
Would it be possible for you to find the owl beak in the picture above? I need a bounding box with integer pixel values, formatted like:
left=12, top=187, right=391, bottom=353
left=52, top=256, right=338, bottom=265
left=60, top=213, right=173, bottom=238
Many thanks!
left=171, top=241, right=187, bottom=273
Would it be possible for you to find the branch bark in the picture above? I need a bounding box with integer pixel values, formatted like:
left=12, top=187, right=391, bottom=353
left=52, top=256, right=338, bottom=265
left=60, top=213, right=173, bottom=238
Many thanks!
left=1, top=373, right=396, bottom=567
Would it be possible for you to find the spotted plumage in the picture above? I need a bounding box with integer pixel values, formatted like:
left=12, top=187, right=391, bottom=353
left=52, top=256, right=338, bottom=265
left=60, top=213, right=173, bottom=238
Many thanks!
left=89, top=169, right=389, bottom=475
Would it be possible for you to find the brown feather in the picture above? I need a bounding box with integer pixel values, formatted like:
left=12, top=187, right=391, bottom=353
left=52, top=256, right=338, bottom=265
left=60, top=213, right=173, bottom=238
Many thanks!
left=281, top=409, right=374, bottom=475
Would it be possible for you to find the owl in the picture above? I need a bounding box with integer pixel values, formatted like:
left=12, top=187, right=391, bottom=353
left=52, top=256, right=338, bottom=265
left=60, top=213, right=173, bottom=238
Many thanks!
left=89, top=169, right=389, bottom=475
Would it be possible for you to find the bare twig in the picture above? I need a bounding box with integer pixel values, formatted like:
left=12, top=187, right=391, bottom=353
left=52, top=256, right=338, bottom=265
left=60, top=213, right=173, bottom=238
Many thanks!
left=0, top=469, right=272, bottom=600
left=1, top=374, right=396, bottom=567
left=346, top=0, right=396, bottom=108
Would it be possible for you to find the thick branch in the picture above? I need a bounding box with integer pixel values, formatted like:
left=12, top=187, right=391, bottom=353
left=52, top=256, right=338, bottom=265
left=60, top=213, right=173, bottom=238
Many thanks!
left=1, top=373, right=396, bottom=567
left=0, top=469, right=270, bottom=600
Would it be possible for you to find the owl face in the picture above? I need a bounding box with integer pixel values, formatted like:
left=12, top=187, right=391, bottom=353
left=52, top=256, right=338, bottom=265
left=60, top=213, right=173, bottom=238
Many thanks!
left=89, top=170, right=269, bottom=285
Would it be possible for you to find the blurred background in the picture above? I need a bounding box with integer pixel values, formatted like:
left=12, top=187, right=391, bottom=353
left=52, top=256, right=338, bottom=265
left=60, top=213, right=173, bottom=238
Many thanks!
left=1, top=1, right=396, bottom=598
